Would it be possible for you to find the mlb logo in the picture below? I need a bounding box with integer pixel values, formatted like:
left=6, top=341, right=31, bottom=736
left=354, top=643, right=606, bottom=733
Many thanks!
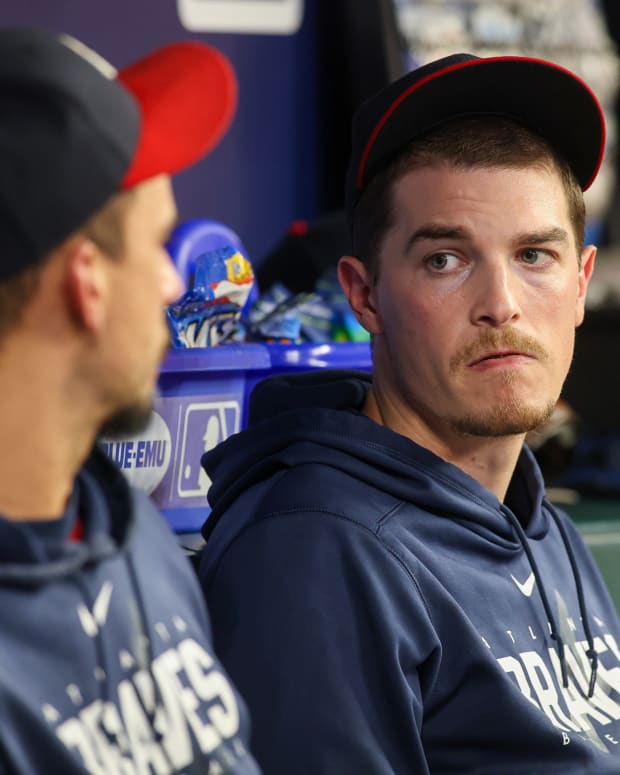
left=175, top=400, right=240, bottom=499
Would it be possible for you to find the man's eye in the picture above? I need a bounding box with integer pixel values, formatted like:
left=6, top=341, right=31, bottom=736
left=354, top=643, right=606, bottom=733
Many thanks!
left=521, top=248, right=549, bottom=265
left=426, top=252, right=459, bottom=271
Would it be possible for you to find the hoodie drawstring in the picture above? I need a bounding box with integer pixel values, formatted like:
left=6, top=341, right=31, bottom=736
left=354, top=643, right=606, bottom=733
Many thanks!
left=74, top=557, right=174, bottom=766
left=73, top=574, right=114, bottom=709
left=548, top=504, right=599, bottom=698
left=125, top=554, right=168, bottom=740
left=502, top=506, right=598, bottom=698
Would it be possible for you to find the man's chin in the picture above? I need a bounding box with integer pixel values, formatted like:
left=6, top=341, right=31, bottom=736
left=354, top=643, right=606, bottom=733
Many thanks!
left=99, top=401, right=155, bottom=439
left=450, top=399, right=556, bottom=438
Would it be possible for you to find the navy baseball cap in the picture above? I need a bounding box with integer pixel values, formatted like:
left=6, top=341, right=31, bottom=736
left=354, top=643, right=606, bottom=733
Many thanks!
left=345, top=53, right=606, bottom=225
left=0, top=27, right=237, bottom=280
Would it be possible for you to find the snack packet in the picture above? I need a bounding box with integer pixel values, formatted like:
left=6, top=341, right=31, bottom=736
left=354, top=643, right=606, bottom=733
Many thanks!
left=167, top=245, right=254, bottom=347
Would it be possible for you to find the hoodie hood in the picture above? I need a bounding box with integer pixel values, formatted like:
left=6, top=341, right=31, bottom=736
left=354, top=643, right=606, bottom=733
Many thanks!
left=0, top=446, right=132, bottom=584
left=203, top=369, right=548, bottom=545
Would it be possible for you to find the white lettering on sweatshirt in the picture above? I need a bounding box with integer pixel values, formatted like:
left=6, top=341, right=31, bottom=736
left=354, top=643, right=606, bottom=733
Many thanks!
left=54, top=637, right=243, bottom=774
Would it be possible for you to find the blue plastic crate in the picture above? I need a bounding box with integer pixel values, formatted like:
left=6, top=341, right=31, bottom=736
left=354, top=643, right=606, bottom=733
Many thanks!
left=100, top=344, right=270, bottom=534
left=101, top=341, right=372, bottom=534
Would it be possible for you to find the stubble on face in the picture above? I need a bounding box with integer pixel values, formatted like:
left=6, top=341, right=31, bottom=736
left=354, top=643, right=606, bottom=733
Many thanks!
left=99, top=400, right=155, bottom=439
left=448, top=327, right=556, bottom=437
left=98, top=314, right=172, bottom=439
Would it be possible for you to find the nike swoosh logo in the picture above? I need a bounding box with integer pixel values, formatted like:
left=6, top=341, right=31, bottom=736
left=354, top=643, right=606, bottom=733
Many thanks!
left=77, top=581, right=113, bottom=637
left=511, top=572, right=536, bottom=597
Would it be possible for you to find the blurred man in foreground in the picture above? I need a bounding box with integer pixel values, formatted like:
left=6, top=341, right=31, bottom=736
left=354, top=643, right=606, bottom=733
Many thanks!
left=0, top=26, right=259, bottom=774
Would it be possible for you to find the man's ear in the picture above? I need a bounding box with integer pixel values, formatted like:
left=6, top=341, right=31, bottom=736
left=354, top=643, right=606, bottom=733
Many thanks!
left=337, top=255, right=383, bottom=335
left=65, top=236, right=109, bottom=332
left=575, top=243, right=597, bottom=328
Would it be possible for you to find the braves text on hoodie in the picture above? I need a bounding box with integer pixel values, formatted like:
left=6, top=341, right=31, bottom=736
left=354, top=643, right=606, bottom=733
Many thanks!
left=0, top=446, right=260, bottom=775
left=199, top=369, right=620, bottom=775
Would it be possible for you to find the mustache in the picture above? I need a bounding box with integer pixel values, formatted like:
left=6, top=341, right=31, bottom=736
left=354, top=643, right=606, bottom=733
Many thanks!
left=450, top=328, right=549, bottom=370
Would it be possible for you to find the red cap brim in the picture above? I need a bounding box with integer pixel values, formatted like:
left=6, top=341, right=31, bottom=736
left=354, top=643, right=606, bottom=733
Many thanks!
left=117, top=41, right=237, bottom=188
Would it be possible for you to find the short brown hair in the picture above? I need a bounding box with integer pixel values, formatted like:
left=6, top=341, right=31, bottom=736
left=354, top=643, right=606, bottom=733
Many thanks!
left=351, top=117, right=586, bottom=282
left=82, top=187, right=137, bottom=259
left=0, top=263, right=42, bottom=339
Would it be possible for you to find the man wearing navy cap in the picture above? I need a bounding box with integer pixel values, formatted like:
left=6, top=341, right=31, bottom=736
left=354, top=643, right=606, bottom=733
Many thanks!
left=0, top=26, right=259, bottom=774
left=199, top=53, right=620, bottom=772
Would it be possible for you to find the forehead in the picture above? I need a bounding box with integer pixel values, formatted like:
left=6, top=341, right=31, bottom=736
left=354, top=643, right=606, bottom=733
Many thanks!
left=390, top=163, right=572, bottom=235
left=126, top=175, right=176, bottom=223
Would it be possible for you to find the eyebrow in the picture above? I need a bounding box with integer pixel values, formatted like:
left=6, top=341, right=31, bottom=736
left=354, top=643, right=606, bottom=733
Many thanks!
left=407, top=224, right=468, bottom=250
left=406, top=224, right=570, bottom=252
left=510, top=227, right=570, bottom=246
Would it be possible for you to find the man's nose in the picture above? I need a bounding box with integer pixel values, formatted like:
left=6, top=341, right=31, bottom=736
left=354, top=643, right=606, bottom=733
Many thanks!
left=162, top=255, right=185, bottom=306
left=470, top=262, right=521, bottom=327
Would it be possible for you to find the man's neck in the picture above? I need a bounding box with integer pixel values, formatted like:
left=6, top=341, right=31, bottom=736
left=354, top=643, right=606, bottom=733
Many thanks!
left=363, top=388, right=525, bottom=502
left=0, top=355, right=94, bottom=520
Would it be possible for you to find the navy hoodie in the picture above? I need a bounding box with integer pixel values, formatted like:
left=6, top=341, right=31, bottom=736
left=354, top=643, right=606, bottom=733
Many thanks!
left=0, top=446, right=259, bottom=774
left=199, top=370, right=620, bottom=774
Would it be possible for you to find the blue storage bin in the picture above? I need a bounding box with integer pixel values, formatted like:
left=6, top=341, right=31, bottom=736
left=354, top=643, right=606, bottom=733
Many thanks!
left=101, top=341, right=371, bottom=534
left=100, top=344, right=270, bottom=534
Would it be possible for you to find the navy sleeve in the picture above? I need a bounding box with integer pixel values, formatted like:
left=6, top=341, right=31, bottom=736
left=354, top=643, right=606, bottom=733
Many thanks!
left=201, top=510, right=440, bottom=774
